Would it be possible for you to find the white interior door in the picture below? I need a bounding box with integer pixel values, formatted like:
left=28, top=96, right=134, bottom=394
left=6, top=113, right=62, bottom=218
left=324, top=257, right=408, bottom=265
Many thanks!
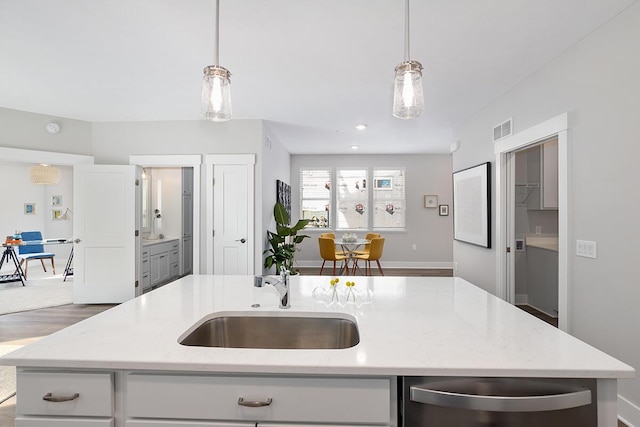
left=74, top=164, right=139, bottom=303
left=213, top=164, right=251, bottom=275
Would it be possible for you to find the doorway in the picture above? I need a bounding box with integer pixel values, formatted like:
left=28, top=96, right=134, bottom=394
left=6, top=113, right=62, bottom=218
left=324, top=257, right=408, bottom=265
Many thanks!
left=513, top=139, right=559, bottom=327
left=129, top=155, right=201, bottom=275
left=495, top=113, right=570, bottom=331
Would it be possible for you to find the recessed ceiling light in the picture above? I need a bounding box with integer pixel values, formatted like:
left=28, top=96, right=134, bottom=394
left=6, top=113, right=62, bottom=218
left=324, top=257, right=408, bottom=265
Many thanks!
left=351, top=145, right=359, bottom=150
left=355, top=124, right=367, bottom=130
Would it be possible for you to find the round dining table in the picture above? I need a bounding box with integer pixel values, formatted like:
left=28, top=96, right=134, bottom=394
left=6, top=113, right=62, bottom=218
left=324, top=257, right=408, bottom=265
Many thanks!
left=333, top=238, right=370, bottom=275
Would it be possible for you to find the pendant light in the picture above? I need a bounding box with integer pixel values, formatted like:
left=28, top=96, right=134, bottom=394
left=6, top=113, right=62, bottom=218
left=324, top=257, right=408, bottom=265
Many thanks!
left=201, top=0, right=232, bottom=122
left=392, top=0, right=424, bottom=120
left=30, top=164, right=61, bottom=185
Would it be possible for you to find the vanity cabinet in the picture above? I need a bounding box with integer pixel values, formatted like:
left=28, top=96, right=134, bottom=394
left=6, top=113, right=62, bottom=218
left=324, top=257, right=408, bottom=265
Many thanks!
left=126, top=373, right=391, bottom=426
left=181, top=167, right=193, bottom=275
left=15, top=371, right=114, bottom=426
left=140, top=247, right=151, bottom=291
left=144, top=239, right=180, bottom=289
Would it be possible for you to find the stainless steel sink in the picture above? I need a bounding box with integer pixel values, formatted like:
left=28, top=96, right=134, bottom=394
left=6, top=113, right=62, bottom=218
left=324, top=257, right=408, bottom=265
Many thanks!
left=179, top=313, right=360, bottom=349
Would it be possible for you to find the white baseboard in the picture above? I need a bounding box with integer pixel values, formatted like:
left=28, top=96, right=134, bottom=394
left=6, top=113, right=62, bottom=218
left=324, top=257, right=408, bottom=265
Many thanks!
left=515, top=294, right=528, bottom=305
left=619, top=394, right=640, bottom=427
left=295, top=260, right=454, bottom=269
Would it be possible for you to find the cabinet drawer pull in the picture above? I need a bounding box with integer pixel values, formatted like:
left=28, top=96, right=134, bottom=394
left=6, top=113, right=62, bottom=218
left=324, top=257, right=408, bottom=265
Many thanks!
left=237, top=397, right=272, bottom=407
left=43, top=392, right=80, bottom=402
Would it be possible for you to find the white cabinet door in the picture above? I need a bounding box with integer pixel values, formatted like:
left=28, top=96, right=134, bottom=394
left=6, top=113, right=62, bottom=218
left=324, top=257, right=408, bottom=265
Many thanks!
left=73, top=165, right=139, bottom=303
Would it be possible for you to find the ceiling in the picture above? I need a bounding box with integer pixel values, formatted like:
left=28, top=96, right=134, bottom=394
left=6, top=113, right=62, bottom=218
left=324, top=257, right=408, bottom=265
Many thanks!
left=0, top=0, right=636, bottom=154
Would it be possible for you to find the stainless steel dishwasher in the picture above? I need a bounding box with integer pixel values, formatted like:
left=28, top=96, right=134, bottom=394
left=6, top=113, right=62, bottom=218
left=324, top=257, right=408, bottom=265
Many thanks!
left=399, top=376, right=597, bottom=426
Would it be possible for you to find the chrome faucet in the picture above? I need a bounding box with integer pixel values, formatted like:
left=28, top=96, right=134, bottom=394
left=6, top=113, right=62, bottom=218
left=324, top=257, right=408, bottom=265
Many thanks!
left=258, top=269, right=291, bottom=309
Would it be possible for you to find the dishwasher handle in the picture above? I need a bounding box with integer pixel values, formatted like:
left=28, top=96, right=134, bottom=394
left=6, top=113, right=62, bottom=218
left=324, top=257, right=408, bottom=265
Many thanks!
left=410, top=379, right=592, bottom=413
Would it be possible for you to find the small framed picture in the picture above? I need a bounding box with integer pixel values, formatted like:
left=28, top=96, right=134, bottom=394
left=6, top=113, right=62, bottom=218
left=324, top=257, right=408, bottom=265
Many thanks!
left=515, top=238, right=525, bottom=251
left=439, top=204, right=449, bottom=216
left=52, top=209, right=63, bottom=220
left=424, top=195, right=438, bottom=208
left=24, top=203, right=36, bottom=215
left=52, top=195, right=62, bottom=206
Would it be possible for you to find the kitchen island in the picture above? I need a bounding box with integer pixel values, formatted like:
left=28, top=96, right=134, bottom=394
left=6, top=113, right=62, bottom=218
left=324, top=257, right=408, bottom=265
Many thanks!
left=1, top=275, right=634, bottom=426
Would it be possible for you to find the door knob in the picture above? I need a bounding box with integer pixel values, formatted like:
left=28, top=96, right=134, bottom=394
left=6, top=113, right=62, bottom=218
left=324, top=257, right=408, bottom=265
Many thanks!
left=235, top=238, right=247, bottom=244
left=74, top=239, right=81, bottom=243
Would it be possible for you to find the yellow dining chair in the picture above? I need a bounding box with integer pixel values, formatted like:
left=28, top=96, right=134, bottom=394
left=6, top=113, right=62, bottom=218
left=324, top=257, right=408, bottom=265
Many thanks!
left=354, top=237, right=385, bottom=276
left=319, top=232, right=346, bottom=255
left=353, top=232, right=381, bottom=256
left=318, top=237, right=349, bottom=275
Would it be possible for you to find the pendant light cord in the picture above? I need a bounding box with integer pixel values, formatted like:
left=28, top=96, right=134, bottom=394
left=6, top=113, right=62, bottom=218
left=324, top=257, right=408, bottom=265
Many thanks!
left=214, top=0, right=220, bottom=66
left=404, top=0, right=410, bottom=61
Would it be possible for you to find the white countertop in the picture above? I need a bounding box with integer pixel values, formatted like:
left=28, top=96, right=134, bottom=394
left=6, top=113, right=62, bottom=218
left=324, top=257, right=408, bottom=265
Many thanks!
left=0, top=275, right=633, bottom=379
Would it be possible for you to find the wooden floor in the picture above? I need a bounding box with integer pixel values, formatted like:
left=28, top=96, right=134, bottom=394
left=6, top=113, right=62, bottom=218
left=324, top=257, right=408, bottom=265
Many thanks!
left=297, top=267, right=454, bottom=277
left=0, top=303, right=116, bottom=345
left=516, top=304, right=559, bottom=328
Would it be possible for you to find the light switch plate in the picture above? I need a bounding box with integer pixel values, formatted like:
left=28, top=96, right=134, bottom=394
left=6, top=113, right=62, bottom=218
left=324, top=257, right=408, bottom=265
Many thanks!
left=576, top=240, right=597, bottom=258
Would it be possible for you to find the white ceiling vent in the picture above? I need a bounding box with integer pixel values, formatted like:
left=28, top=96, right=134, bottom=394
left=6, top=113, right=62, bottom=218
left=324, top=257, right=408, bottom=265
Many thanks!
left=493, top=118, right=513, bottom=142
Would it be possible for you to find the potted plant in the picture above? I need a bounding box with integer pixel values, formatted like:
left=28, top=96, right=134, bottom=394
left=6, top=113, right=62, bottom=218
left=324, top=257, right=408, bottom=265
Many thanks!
left=263, top=202, right=311, bottom=275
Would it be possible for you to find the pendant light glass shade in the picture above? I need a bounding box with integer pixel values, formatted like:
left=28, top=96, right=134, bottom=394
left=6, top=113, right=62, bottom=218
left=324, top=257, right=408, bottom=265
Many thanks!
left=201, top=65, right=232, bottom=121
left=201, top=0, right=231, bottom=122
left=30, top=164, right=61, bottom=185
left=392, top=60, right=424, bottom=119
left=393, top=0, right=424, bottom=120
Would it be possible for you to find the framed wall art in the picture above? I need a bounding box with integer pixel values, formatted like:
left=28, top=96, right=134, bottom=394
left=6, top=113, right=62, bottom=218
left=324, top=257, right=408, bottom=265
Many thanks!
left=439, top=204, right=449, bottom=216
left=24, top=203, right=35, bottom=215
left=276, top=179, right=292, bottom=218
left=453, top=162, right=491, bottom=248
left=52, top=209, right=63, bottom=220
left=424, top=195, right=438, bottom=208
left=52, top=195, right=62, bottom=206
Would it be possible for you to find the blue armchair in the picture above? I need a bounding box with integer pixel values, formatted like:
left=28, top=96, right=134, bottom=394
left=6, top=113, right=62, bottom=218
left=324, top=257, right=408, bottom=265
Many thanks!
left=17, top=231, right=56, bottom=279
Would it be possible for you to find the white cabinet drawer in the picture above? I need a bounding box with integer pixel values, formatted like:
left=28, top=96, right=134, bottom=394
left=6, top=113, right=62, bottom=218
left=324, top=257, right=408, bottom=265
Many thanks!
left=127, top=421, right=252, bottom=426
left=16, top=417, right=114, bottom=426
left=17, top=371, right=114, bottom=417
left=126, top=374, right=390, bottom=424
left=149, top=242, right=169, bottom=256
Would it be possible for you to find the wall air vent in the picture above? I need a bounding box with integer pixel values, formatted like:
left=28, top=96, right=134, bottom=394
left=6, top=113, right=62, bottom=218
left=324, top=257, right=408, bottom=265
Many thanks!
left=493, top=118, right=513, bottom=142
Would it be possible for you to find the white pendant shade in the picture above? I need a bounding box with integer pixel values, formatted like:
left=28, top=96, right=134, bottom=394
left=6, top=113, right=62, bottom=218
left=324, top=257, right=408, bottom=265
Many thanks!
left=30, top=164, right=61, bottom=185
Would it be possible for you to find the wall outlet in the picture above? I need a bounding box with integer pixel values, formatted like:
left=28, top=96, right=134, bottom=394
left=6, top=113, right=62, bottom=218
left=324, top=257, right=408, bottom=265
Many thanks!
left=535, top=226, right=542, bottom=234
left=576, top=240, right=597, bottom=258
left=412, top=244, right=417, bottom=251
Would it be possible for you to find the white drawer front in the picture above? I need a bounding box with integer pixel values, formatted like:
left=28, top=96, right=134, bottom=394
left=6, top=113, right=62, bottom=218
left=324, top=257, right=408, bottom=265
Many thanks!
left=17, top=372, right=114, bottom=417
left=16, top=416, right=114, bottom=426
left=127, top=374, right=390, bottom=424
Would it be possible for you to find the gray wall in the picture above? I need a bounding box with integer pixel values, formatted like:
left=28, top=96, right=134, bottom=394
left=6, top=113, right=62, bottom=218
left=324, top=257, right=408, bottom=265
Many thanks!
left=291, top=154, right=453, bottom=268
left=91, top=119, right=265, bottom=274
left=451, top=3, right=640, bottom=421
left=0, top=107, right=93, bottom=156
left=261, top=123, right=292, bottom=274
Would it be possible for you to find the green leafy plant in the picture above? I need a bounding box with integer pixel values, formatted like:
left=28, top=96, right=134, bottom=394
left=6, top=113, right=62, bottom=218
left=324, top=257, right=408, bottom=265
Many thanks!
left=263, top=202, right=311, bottom=275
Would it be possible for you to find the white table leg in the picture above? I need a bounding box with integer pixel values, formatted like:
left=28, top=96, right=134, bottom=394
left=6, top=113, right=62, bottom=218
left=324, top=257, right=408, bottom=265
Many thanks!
left=597, top=378, right=618, bottom=427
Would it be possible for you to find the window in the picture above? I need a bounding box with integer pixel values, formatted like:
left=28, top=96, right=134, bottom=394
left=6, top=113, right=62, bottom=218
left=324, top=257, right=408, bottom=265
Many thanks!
left=300, top=167, right=406, bottom=231
left=373, top=168, right=405, bottom=229
left=300, top=169, right=331, bottom=228
left=336, top=169, right=368, bottom=230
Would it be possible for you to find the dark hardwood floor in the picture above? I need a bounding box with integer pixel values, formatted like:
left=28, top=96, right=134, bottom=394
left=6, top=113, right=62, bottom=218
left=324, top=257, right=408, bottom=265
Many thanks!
left=0, top=304, right=116, bottom=345
left=516, top=304, right=558, bottom=328
left=296, top=267, right=454, bottom=277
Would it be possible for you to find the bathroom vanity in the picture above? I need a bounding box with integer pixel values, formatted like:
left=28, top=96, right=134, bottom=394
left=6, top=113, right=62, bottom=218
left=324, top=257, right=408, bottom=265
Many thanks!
left=0, top=275, right=633, bottom=426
